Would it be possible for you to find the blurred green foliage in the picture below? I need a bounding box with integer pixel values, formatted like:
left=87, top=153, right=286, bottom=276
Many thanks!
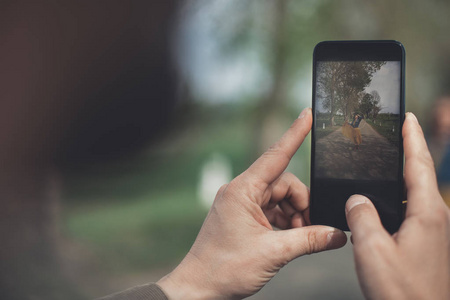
left=63, top=104, right=310, bottom=273
left=365, top=114, right=400, bottom=145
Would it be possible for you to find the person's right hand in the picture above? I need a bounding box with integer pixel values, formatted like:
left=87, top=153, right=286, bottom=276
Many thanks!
left=345, top=112, right=450, bottom=300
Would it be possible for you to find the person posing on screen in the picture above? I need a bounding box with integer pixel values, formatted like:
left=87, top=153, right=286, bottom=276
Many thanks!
left=342, top=114, right=363, bottom=149
left=100, top=110, right=450, bottom=300
left=351, top=113, right=363, bottom=128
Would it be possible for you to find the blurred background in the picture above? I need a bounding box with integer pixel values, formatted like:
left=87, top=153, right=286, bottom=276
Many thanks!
left=1, top=0, right=450, bottom=299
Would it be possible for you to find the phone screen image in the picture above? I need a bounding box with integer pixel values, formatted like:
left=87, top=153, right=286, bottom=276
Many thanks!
left=315, top=61, right=400, bottom=180
left=310, top=42, right=405, bottom=233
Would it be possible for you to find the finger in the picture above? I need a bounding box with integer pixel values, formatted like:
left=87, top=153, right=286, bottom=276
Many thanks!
left=279, top=200, right=306, bottom=228
left=264, top=206, right=289, bottom=230
left=268, top=225, right=347, bottom=265
left=267, top=172, right=310, bottom=212
left=345, top=195, right=392, bottom=243
left=403, top=112, right=440, bottom=215
left=244, top=108, right=312, bottom=185
left=278, top=199, right=296, bottom=217
left=299, top=206, right=312, bottom=226
left=291, top=212, right=305, bottom=228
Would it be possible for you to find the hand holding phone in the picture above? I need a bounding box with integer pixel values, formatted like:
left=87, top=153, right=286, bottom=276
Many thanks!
left=345, top=113, right=450, bottom=299
left=310, top=41, right=405, bottom=233
left=157, top=109, right=347, bottom=299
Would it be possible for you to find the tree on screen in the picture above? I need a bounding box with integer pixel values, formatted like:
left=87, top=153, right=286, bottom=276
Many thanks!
left=318, top=61, right=385, bottom=125
left=370, top=90, right=382, bottom=119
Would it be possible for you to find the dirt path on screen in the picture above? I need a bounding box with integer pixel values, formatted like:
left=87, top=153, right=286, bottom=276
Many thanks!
left=315, top=120, right=399, bottom=180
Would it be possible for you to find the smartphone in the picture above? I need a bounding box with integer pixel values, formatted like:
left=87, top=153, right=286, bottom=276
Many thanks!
left=310, top=41, right=405, bottom=234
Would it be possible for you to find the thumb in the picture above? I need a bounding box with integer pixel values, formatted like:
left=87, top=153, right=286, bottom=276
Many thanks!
left=269, top=226, right=347, bottom=264
left=345, top=195, right=391, bottom=243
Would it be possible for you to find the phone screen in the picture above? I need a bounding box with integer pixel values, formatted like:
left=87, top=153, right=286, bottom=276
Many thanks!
left=310, top=42, right=405, bottom=233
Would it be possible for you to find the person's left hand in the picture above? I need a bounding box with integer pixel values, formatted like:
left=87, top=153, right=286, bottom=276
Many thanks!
left=157, top=108, right=347, bottom=299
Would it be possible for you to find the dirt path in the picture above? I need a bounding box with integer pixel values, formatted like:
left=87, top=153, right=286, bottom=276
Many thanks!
left=315, top=120, right=399, bottom=180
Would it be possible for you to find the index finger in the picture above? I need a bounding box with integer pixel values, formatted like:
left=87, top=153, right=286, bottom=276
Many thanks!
left=403, top=112, right=440, bottom=215
left=243, top=108, right=312, bottom=185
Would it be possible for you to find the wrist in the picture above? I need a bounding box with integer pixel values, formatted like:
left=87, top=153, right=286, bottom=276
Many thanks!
left=157, top=252, right=221, bottom=300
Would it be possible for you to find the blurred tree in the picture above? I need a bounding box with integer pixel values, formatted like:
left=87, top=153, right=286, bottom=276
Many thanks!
left=339, top=0, right=450, bottom=119
left=193, top=0, right=450, bottom=126
left=360, top=92, right=374, bottom=120
left=198, top=0, right=342, bottom=157
left=317, top=62, right=345, bottom=125
left=252, top=0, right=290, bottom=157
left=359, top=93, right=379, bottom=119
left=370, top=90, right=382, bottom=120
left=0, top=1, right=178, bottom=299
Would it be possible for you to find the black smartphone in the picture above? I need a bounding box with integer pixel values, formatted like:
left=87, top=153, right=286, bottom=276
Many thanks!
left=310, top=40, right=405, bottom=234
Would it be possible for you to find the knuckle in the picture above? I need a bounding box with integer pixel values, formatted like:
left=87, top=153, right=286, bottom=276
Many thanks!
left=264, top=144, right=279, bottom=157
left=217, top=181, right=237, bottom=200
left=215, top=183, right=229, bottom=199
left=282, top=171, right=294, bottom=179
left=281, top=172, right=299, bottom=184
left=417, top=151, right=435, bottom=168
left=358, top=232, right=389, bottom=254
left=412, top=206, right=449, bottom=229
left=305, top=230, right=320, bottom=254
left=408, top=149, right=436, bottom=173
left=264, top=144, right=291, bottom=163
left=411, top=215, right=433, bottom=229
left=227, top=177, right=267, bottom=204
left=407, top=156, right=434, bottom=176
left=222, top=182, right=230, bottom=189
left=433, top=205, right=450, bottom=226
left=240, top=173, right=269, bottom=194
left=436, top=200, right=449, bottom=215
left=226, top=178, right=240, bottom=191
left=279, top=172, right=305, bottom=195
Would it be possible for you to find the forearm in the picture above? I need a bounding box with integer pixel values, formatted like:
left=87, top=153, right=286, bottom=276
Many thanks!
left=96, top=283, right=168, bottom=300
left=156, top=252, right=224, bottom=300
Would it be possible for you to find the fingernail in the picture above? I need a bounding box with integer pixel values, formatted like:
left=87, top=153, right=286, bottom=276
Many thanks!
left=298, top=107, right=310, bottom=119
left=326, top=229, right=346, bottom=250
left=406, top=112, right=418, bottom=123
left=345, top=195, right=368, bottom=214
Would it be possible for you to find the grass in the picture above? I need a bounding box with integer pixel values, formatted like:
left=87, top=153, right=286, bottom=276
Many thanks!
left=65, top=188, right=206, bottom=271
left=365, top=114, right=400, bottom=145
left=314, top=115, right=345, bottom=140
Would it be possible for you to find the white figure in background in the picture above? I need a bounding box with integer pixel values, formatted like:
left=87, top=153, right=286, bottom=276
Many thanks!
left=198, top=153, right=232, bottom=209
